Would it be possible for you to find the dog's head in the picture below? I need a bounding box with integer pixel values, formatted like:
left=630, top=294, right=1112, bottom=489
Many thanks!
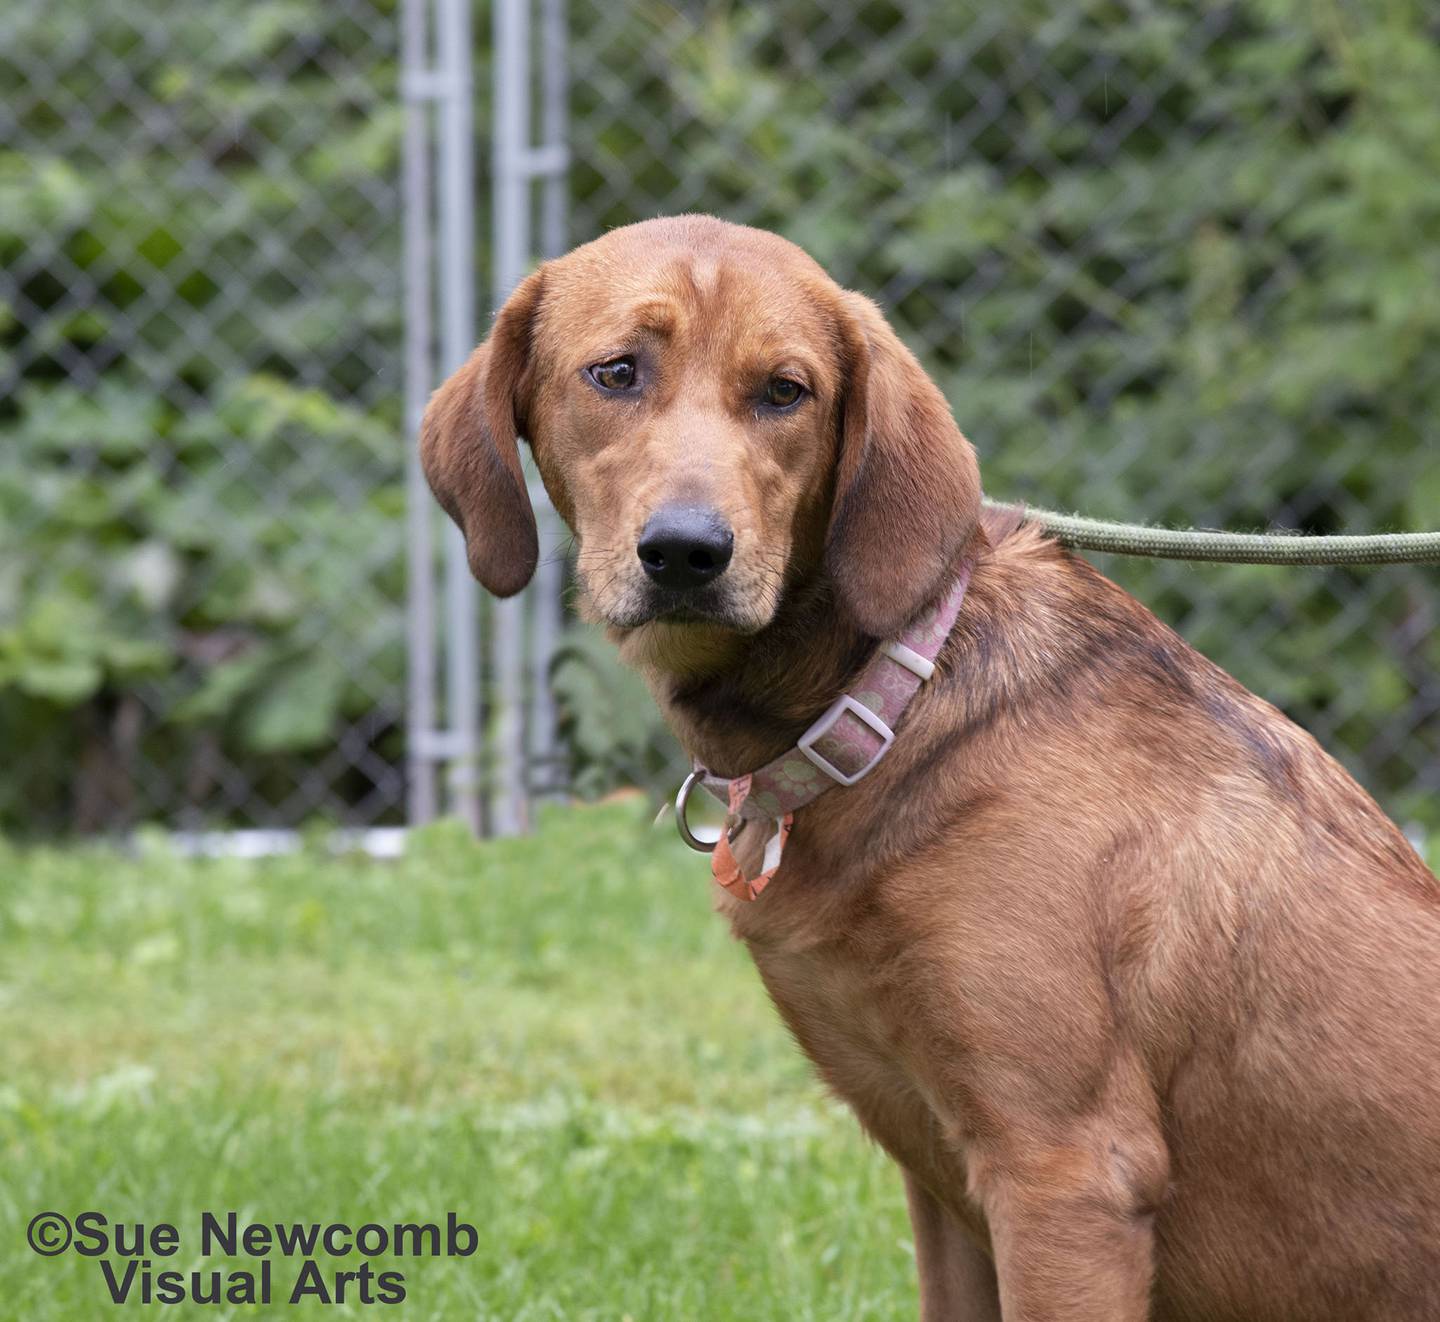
left=421, top=215, right=981, bottom=674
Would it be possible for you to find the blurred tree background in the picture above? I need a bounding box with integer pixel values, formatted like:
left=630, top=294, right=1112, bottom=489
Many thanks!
left=1, top=0, right=409, bottom=830
left=2, top=0, right=1436, bottom=835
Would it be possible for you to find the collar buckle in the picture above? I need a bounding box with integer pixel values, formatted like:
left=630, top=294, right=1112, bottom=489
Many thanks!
left=796, top=693, right=895, bottom=787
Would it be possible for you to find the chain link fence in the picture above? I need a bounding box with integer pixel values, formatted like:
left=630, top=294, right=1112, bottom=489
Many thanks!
left=2, top=0, right=407, bottom=833
left=563, top=0, right=1439, bottom=831
left=4, top=0, right=1436, bottom=836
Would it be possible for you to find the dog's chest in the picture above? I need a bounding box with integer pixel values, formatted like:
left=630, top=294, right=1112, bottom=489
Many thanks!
left=733, top=902, right=978, bottom=1209
left=751, top=941, right=902, bottom=1077
left=721, top=878, right=930, bottom=1096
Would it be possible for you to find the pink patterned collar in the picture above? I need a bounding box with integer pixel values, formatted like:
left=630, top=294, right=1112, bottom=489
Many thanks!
left=674, top=563, right=973, bottom=900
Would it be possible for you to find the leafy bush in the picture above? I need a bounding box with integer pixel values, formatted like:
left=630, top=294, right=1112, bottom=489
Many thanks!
left=3, top=0, right=1436, bottom=831
left=549, top=625, right=686, bottom=801
left=1, top=0, right=407, bottom=831
left=567, top=0, right=1440, bottom=826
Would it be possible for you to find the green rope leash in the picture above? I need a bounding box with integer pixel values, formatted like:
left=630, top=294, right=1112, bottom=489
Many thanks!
left=985, top=500, right=1440, bottom=566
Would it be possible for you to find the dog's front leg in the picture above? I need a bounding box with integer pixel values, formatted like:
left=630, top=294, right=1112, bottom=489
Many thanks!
left=904, top=1171, right=1002, bottom=1321
left=977, top=1140, right=1158, bottom=1321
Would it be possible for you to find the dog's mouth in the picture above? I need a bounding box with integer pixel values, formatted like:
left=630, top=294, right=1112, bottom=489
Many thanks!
left=574, top=547, right=783, bottom=645
left=608, top=603, right=757, bottom=678
left=580, top=560, right=784, bottom=677
left=607, top=583, right=753, bottom=631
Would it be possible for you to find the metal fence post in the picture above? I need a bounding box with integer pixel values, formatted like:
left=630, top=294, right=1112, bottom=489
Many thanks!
left=490, top=0, right=532, bottom=835
left=435, top=0, right=482, bottom=833
left=408, top=0, right=567, bottom=837
left=529, top=0, right=569, bottom=799
left=401, top=0, right=438, bottom=826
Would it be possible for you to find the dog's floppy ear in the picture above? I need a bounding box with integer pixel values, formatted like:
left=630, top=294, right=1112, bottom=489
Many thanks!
left=420, top=269, right=545, bottom=597
left=825, top=290, right=982, bottom=637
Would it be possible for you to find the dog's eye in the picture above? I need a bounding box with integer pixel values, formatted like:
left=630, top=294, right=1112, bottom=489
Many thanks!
left=587, top=357, right=637, bottom=392
left=765, top=377, right=804, bottom=409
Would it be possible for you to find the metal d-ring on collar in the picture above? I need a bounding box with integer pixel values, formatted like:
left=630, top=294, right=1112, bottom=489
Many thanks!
left=675, top=769, right=720, bottom=853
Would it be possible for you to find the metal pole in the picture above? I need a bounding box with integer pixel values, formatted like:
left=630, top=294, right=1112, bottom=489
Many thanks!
left=436, top=0, right=482, bottom=833
left=528, top=0, right=568, bottom=799
left=401, top=0, right=437, bottom=824
left=539, top=0, right=567, bottom=261
left=490, top=0, right=532, bottom=835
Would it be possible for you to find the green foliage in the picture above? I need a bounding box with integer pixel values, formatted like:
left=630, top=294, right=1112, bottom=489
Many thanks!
left=4, top=0, right=1436, bottom=829
left=550, top=624, right=687, bottom=800
left=0, top=805, right=914, bottom=1317
left=568, top=0, right=1439, bottom=825
left=1, top=0, right=406, bottom=830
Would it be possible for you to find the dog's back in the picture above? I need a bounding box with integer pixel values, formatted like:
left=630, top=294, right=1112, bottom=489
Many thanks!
left=738, top=518, right=1440, bottom=1320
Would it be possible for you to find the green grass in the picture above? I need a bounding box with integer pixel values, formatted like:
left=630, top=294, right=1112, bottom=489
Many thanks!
left=0, top=804, right=914, bottom=1319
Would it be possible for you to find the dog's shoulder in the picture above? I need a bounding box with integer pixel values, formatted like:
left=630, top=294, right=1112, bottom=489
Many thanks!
left=972, top=507, right=1438, bottom=906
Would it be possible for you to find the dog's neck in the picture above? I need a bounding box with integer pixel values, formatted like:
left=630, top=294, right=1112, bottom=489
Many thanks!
left=613, top=577, right=868, bottom=779
left=620, top=571, right=935, bottom=781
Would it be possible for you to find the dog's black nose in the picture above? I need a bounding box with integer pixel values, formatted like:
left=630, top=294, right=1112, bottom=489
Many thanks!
left=637, top=506, right=734, bottom=590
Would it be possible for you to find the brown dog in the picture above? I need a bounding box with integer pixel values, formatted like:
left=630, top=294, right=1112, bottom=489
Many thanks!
left=422, top=214, right=1440, bottom=1320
